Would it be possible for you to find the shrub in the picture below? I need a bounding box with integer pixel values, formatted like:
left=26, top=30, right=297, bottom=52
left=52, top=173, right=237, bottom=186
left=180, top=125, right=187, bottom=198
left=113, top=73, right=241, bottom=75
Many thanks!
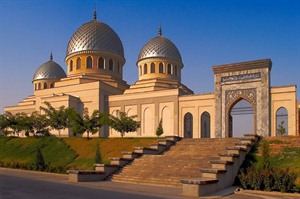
left=35, top=147, right=46, bottom=171
left=238, top=166, right=297, bottom=192
left=156, top=119, right=164, bottom=137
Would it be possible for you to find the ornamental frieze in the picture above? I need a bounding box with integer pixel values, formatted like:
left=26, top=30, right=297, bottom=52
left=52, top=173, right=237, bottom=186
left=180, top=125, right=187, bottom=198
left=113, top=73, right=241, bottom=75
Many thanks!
left=221, top=72, right=261, bottom=83
left=225, top=88, right=256, bottom=107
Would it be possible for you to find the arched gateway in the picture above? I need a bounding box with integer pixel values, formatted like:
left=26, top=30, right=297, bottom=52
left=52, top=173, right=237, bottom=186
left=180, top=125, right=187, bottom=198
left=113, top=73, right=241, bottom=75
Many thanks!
left=213, top=59, right=272, bottom=137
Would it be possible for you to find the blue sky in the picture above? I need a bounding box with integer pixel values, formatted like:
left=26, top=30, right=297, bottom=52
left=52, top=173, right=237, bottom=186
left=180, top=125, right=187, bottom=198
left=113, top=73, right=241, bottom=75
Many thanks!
left=0, top=0, right=299, bottom=114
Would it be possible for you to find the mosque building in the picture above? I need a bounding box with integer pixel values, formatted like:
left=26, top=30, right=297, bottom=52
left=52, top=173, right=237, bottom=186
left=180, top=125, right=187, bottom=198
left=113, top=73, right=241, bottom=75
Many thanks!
left=4, top=10, right=299, bottom=138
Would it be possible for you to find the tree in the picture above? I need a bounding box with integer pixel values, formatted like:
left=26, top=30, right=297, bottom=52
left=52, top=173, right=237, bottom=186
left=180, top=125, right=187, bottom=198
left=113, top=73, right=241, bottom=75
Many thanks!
left=95, top=142, right=102, bottom=164
left=35, top=147, right=46, bottom=171
left=277, top=121, right=286, bottom=136
left=40, top=101, right=73, bottom=137
left=30, top=112, right=50, bottom=136
left=156, top=119, right=164, bottom=137
left=70, top=108, right=106, bottom=138
left=109, top=111, right=140, bottom=137
left=0, top=113, right=10, bottom=136
left=7, top=112, right=29, bottom=137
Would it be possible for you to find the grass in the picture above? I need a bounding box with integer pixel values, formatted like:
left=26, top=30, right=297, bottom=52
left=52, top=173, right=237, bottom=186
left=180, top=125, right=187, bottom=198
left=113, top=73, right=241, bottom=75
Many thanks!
left=0, top=137, right=77, bottom=166
left=0, top=136, right=160, bottom=171
left=252, top=136, right=300, bottom=187
left=63, top=137, right=159, bottom=170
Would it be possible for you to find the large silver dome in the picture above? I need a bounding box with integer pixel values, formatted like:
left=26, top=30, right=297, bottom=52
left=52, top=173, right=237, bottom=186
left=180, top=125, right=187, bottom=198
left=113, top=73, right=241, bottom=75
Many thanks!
left=33, top=55, right=66, bottom=81
left=66, top=19, right=124, bottom=57
left=138, top=29, right=182, bottom=62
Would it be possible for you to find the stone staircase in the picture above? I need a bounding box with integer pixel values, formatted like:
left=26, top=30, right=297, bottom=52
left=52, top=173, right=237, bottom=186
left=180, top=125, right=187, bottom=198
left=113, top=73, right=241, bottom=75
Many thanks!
left=111, top=137, right=242, bottom=187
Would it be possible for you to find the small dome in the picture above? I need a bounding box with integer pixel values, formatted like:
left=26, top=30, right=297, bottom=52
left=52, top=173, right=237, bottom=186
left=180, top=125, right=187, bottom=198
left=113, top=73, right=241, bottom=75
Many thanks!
left=66, top=19, right=124, bottom=58
left=33, top=54, right=66, bottom=81
left=138, top=27, right=182, bottom=63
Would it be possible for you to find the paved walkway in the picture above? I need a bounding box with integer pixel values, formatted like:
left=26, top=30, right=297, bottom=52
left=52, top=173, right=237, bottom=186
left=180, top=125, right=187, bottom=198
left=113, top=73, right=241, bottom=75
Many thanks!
left=0, top=168, right=299, bottom=199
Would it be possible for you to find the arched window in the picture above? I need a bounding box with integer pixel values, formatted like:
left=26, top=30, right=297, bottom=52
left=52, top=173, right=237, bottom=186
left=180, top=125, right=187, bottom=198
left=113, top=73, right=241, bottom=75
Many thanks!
left=76, top=58, right=81, bottom=69
left=150, top=63, right=155, bottom=73
left=159, top=62, right=164, bottom=73
left=174, top=65, right=178, bottom=76
left=201, top=112, right=210, bottom=138
left=109, top=59, right=113, bottom=71
left=144, top=64, right=148, bottom=74
left=86, top=56, right=92, bottom=68
left=276, top=107, right=288, bottom=136
left=167, top=64, right=172, bottom=74
left=44, top=82, right=47, bottom=89
left=50, top=83, right=54, bottom=88
left=70, top=60, right=73, bottom=72
left=38, top=83, right=41, bottom=90
left=184, top=112, right=193, bottom=138
left=98, top=57, right=104, bottom=69
left=117, top=62, right=120, bottom=74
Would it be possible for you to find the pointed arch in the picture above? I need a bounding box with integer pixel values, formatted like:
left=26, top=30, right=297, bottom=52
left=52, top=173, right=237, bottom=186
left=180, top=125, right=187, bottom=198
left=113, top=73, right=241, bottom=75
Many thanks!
left=70, top=60, right=73, bottom=72
left=184, top=112, right=193, bottom=138
left=144, top=64, right=148, bottom=74
left=276, top=107, right=288, bottom=136
left=161, top=106, right=171, bottom=135
left=109, top=59, right=113, bottom=70
left=143, top=108, right=153, bottom=135
left=174, top=65, right=178, bottom=76
left=50, top=82, right=54, bottom=88
left=38, top=83, right=41, bottom=90
left=86, top=56, right=93, bottom=68
left=201, top=111, right=210, bottom=138
left=228, top=98, right=254, bottom=137
left=98, top=57, right=104, bottom=69
left=159, top=62, right=164, bottom=73
left=150, top=62, right=155, bottom=73
left=167, top=63, right=172, bottom=74
left=43, top=82, right=48, bottom=89
left=76, top=57, right=81, bottom=69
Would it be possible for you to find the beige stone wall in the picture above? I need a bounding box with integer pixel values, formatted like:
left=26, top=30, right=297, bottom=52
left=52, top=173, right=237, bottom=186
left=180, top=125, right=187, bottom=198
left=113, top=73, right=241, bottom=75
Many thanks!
left=108, top=89, right=180, bottom=137
left=271, top=86, right=298, bottom=136
left=179, top=93, right=215, bottom=138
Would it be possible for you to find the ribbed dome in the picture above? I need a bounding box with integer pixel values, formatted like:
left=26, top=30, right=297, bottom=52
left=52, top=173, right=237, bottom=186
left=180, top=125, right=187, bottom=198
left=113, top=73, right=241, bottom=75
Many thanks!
left=138, top=31, right=182, bottom=62
left=66, top=20, right=124, bottom=57
left=33, top=56, right=66, bottom=81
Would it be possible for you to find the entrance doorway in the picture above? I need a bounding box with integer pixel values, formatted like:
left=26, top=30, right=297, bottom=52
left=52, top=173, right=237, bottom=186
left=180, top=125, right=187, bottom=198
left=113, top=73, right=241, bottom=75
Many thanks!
left=229, top=99, right=254, bottom=137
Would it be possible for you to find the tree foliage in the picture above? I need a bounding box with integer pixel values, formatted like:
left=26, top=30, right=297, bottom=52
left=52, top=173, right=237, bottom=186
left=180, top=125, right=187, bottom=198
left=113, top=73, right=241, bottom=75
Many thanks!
left=40, top=101, right=73, bottom=137
left=30, top=112, right=50, bottom=136
left=35, top=147, right=46, bottom=171
left=156, top=119, right=164, bottom=137
left=70, top=108, right=107, bottom=138
left=109, top=111, right=140, bottom=137
left=0, top=113, right=10, bottom=136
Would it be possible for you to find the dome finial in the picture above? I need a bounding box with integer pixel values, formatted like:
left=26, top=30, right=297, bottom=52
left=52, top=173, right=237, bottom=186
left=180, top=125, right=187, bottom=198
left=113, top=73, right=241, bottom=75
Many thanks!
left=158, top=25, right=162, bottom=37
left=50, top=52, right=53, bottom=60
left=93, top=5, right=97, bottom=20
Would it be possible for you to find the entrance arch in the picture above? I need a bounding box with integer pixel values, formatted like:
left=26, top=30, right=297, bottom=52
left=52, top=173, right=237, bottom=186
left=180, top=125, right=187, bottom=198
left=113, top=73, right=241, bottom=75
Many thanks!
left=228, top=98, right=254, bottom=137
left=276, top=107, right=288, bottom=136
left=200, top=112, right=210, bottom=138
left=184, top=112, right=193, bottom=138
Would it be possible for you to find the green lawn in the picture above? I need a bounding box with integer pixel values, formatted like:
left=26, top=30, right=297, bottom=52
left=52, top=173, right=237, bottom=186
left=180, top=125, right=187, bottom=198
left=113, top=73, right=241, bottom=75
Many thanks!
left=0, top=136, right=160, bottom=171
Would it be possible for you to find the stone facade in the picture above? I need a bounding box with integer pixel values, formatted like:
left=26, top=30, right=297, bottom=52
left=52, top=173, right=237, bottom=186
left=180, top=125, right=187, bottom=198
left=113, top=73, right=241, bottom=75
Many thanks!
left=213, top=59, right=272, bottom=137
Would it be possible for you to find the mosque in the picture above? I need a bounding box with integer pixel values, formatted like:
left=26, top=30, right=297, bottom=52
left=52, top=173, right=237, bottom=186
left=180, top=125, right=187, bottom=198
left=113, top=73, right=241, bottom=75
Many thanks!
left=4, top=10, right=299, bottom=138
